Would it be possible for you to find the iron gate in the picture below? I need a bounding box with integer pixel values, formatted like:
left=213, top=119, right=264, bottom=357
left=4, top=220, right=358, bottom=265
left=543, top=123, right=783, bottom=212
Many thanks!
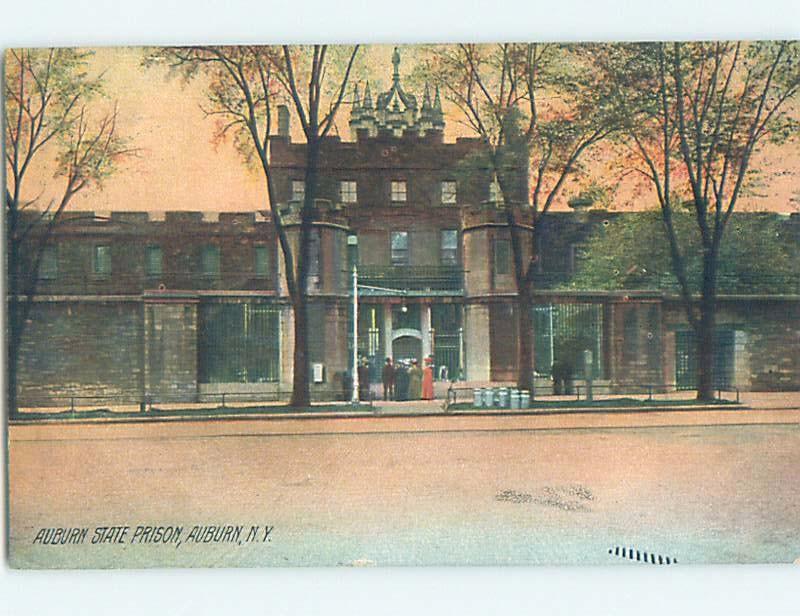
left=675, top=329, right=735, bottom=390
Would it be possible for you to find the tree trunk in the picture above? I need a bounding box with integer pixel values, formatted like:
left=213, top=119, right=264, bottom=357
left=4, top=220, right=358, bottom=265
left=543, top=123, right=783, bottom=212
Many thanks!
left=290, top=292, right=310, bottom=407
left=516, top=280, right=534, bottom=392
left=288, top=138, right=321, bottom=408
left=696, top=246, right=718, bottom=401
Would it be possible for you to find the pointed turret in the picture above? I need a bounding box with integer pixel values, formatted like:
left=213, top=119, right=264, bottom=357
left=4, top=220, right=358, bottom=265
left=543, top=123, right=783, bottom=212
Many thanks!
left=434, top=85, right=442, bottom=110
left=422, top=83, right=432, bottom=110
left=363, top=81, right=373, bottom=109
left=353, top=83, right=361, bottom=109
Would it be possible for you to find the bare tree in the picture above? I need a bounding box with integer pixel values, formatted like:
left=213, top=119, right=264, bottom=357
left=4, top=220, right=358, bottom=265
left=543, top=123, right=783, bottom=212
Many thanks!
left=5, top=48, right=130, bottom=415
left=420, top=43, right=620, bottom=391
left=147, top=44, right=359, bottom=407
left=596, top=41, right=800, bottom=400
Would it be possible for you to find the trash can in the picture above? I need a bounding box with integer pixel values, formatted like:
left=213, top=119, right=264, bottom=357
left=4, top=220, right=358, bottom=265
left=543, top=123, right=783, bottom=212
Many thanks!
left=473, top=388, right=483, bottom=407
left=520, top=390, right=530, bottom=409
left=510, top=389, right=520, bottom=409
left=498, top=387, right=509, bottom=408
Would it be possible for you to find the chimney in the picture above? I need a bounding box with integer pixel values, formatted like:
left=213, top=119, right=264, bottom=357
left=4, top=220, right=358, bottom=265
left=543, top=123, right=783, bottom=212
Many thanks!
left=278, top=105, right=290, bottom=139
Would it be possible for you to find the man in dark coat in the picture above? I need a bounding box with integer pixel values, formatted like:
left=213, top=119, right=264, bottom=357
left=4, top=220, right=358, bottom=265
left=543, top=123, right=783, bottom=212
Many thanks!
left=358, top=357, right=370, bottom=401
left=382, top=357, right=395, bottom=401
left=394, top=360, right=410, bottom=402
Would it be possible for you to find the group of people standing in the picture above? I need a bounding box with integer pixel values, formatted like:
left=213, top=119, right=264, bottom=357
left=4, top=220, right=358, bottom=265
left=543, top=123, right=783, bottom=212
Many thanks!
left=380, top=356, right=434, bottom=401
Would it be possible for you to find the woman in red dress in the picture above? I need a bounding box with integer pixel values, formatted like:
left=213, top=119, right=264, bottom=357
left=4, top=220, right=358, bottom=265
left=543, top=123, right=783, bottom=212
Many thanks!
left=421, top=356, right=435, bottom=400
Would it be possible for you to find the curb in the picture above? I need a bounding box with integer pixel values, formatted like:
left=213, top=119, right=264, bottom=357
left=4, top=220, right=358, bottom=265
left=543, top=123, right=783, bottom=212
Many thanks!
left=8, top=403, right=751, bottom=426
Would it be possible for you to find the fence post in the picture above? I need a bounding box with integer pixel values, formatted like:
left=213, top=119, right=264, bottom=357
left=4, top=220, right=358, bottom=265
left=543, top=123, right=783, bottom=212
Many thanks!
left=648, top=385, right=653, bottom=401
left=221, top=393, right=226, bottom=408
left=736, top=388, right=740, bottom=404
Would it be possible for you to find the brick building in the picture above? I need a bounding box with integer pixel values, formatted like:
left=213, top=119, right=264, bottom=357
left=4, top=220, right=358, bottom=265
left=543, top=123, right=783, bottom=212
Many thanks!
left=12, top=51, right=800, bottom=407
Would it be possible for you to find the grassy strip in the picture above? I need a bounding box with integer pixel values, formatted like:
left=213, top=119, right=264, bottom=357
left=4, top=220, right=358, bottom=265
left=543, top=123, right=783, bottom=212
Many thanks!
left=13, top=403, right=372, bottom=421
left=449, top=397, right=739, bottom=411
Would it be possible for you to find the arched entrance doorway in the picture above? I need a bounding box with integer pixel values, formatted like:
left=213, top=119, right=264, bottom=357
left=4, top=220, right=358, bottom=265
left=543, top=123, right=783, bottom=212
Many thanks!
left=392, top=328, right=422, bottom=363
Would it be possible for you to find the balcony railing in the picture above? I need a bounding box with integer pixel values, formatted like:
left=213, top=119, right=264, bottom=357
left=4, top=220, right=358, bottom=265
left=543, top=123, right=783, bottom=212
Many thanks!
left=358, top=265, right=463, bottom=292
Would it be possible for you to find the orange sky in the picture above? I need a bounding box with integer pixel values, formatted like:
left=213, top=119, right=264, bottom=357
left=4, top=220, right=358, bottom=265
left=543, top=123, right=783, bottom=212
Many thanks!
left=9, top=45, right=800, bottom=214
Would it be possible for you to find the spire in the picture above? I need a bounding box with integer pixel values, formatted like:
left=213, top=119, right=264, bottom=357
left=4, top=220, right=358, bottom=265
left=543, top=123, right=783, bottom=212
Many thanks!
left=392, top=47, right=401, bottom=84
left=363, top=81, right=373, bottom=108
left=352, top=83, right=361, bottom=109
left=434, top=85, right=442, bottom=110
left=422, top=83, right=432, bottom=109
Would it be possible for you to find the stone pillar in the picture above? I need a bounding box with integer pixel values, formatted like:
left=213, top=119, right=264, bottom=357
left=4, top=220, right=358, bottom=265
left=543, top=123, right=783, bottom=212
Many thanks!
left=422, top=303, right=432, bottom=360
left=281, top=303, right=294, bottom=390
left=733, top=330, right=750, bottom=391
left=464, top=303, right=490, bottom=381
left=383, top=303, right=393, bottom=359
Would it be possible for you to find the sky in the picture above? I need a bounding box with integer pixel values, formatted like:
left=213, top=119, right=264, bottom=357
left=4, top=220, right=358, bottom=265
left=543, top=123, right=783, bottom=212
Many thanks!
left=8, top=44, right=800, bottom=215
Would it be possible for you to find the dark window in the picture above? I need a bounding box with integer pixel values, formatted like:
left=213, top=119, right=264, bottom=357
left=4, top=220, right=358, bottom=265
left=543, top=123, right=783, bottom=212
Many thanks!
left=93, top=245, right=112, bottom=276
left=391, top=231, right=409, bottom=266
left=440, top=229, right=458, bottom=265
left=198, top=303, right=281, bottom=383
left=145, top=245, right=163, bottom=276
left=201, top=245, right=220, bottom=276
left=493, top=238, right=510, bottom=276
left=255, top=244, right=270, bottom=278
left=39, top=245, right=58, bottom=280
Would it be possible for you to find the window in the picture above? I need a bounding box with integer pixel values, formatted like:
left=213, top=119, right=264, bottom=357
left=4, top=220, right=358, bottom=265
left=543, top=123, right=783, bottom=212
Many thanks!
left=291, top=180, right=305, bottom=202
left=489, top=179, right=503, bottom=203
left=391, top=231, right=409, bottom=266
left=339, top=180, right=358, bottom=203
left=93, top=245, right=112, bottom=276
left=201, top=245, right=220, bottom=276
left=441, top=181, right=457, bottom=205
left=254, top=244, right=270, bottom=278
left=493, top=238, right=510, bottom=276
left=440, top=229, right=458, bottom=265
left=39, top=245, right=58, bottom=280
left=391, top=180, right=407, bottom=203
left=145, top=245, right=163, bottom=277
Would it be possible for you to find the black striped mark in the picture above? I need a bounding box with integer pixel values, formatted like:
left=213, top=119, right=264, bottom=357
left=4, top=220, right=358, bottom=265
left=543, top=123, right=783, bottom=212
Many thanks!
left=609, top=546, right=677, bottom=565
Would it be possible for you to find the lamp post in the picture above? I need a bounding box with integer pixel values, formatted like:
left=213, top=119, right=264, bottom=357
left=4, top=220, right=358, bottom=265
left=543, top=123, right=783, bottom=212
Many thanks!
left=351, top=264, right=360, bottom=404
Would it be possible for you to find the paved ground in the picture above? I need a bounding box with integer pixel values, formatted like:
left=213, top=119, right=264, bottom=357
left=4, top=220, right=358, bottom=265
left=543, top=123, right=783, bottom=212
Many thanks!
left=8, top=403, right=800, bottom=568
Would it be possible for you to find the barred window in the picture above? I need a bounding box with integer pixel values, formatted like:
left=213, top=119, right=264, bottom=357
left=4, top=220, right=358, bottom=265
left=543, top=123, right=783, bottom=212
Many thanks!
left=93, top=245, right=112, bottom=276
left=391, top=231, right=409, bottom=266
left=493, top=238, right=510, bottom=276
left=145, top=245, right=163, bottom=276
left=255, top=244, right=270, bottom=278
left=201, top=245, right=220, bottom=276
left=440, top=229, right=458, bottom=265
